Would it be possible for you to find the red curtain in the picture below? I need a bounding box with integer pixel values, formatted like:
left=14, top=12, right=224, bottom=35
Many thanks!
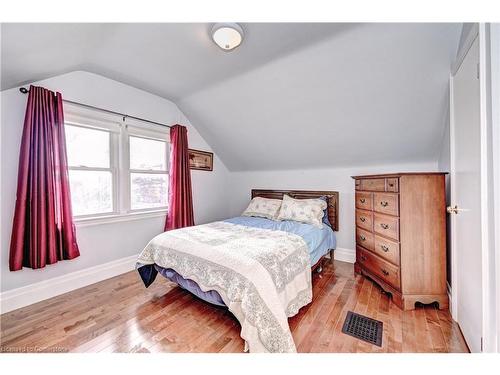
left=164, top=125, right=194, bottom=231
left=9, top=85, right=80, bottom=271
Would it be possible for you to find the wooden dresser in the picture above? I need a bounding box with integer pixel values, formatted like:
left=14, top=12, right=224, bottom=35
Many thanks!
left=352, top=173, right=448, bottom=310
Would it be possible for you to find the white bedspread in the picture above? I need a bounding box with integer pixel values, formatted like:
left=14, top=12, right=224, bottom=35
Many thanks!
left=136, top=221, right=312, bottom=353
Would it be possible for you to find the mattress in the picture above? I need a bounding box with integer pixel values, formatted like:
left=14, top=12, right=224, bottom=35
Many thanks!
left=153, top=216, right=336, bottom=307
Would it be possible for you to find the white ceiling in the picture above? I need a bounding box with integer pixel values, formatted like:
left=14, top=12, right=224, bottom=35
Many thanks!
left=1, top=23, right=352, bottom=98
left=1, top=23, right=461, bottom=171
left=178, top=23, right=462, bottom=170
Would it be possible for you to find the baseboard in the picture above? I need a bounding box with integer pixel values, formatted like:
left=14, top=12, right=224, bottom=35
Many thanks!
left=333, top=247, right=356, bottom=264
left=0, top=254, right=138, bottom=314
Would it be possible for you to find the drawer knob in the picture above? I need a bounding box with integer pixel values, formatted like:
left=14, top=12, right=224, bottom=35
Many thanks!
left=388, top=183, right=394, bottom=187
left=359, top=235, right=366, bottom=241
left=380, top=223, right=389, bottom=229
left=381, top=269, right=389, bottom=276
left=360, top=198, right=366, bottom=203
left=380, top=201, right=389, bottom=207
left=360, top=217, right=366, bottom=222
left=381, top=245, right=389, bottom=252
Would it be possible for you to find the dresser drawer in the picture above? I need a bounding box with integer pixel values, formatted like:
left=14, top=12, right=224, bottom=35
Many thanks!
left=360, top=178, right=385, bottom=191
left=357, top=246, right=401, bottom=290
left=386, top=178, right=399, bottom=192
left=373, top=234, right=400, bottom=265
left=373, top=192, right=399, bottom=216
left=374, top=213, right=399, bottom=241
left=356, top=209, right=373, bottom=231
left=355, top=192, right=373, bottom=210
left=356, top=227, right=374, bottom=251
left=355, top=179, right=361, bottom=190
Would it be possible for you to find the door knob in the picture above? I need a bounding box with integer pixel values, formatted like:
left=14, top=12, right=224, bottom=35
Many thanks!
left=447, top=205, right=469, bottom=214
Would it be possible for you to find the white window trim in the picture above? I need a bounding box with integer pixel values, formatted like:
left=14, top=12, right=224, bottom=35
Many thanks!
left=65, top=105, right=170, bottom=226
left=128, top=132, right=169, bottom=213
left=74, top=209, right=167, bottom=227
left=66, top=122, right=119, bottom=218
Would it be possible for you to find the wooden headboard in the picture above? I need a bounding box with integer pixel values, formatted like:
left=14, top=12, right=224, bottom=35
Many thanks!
left=251, top=189, right=339, bottom=231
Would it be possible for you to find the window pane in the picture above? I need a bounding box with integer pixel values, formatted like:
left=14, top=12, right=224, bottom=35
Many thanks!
left=130, top=136, right=167, bottom=171
left=130, top=173, right=168, bottom=210
left=66, top=125, right=110, bottom=168
left=69, top=170, right=113, bottom=216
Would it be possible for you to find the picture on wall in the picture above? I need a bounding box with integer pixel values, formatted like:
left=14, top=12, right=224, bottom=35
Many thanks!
left=188, top=149, right=213, bottom=171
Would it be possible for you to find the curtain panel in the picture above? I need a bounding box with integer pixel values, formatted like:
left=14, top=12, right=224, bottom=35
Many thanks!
left=9, top=85, right=80, bottom=271
left=164, top=124, right=195, bottom=231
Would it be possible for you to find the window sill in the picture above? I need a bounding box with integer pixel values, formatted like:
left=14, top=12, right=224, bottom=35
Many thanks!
left=74, top=209, right=167, bottom=228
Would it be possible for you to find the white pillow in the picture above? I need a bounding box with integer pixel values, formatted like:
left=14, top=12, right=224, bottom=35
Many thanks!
left=276, top=194, right=327, bottom=228
left=242, top=197, right=282, bottom=220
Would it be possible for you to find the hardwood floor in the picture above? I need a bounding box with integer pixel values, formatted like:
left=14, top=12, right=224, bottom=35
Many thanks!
left=0, top=260, right=468, bottom=353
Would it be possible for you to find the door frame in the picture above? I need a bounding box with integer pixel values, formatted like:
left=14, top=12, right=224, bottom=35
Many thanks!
left=449, top=23, right=497, bottom=352
left=449, top=68, right=458, bottom=322
left=491, top=22, right=500, bottom=354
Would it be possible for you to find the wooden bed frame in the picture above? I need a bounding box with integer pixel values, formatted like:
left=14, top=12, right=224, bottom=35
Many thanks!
left=251, top=189, right=339, bottom=271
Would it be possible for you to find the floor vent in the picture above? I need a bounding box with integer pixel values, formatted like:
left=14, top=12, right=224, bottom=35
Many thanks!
left=341, top=311, right=383, bottom=347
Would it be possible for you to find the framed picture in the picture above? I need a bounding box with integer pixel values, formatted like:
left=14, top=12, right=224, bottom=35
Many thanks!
left=188, top=149, right=213, bottom=171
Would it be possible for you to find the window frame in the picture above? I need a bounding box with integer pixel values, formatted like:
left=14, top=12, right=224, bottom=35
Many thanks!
left=65, top=120, right=119, bottom=220
left=126, top=131, right=169, bottom=213
left=64, top=104, right=170, bottom=225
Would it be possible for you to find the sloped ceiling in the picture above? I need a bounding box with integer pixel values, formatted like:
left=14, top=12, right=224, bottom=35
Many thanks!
left=178, top=23, right=461, bottom=171
left=1, top=23, right=352, bottom=98
left=1, top=23, right=461, bottom=171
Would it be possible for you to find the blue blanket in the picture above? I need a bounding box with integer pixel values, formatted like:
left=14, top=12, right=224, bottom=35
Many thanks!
left=224, top=216, right=336, bottom=265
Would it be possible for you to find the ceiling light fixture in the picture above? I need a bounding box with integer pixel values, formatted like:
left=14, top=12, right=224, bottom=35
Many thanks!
left=211, top=23, right=243, bottom=51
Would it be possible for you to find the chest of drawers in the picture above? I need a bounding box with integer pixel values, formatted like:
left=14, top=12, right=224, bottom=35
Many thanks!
left=352, top=173, right=448, bottom=310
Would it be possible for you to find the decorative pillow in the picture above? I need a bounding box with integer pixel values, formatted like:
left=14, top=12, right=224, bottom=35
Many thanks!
left=318, top=195, right=333, bottom=228
left=277, top=195, right=327, bottom=228
left=241, top=197, right=282, bottom=220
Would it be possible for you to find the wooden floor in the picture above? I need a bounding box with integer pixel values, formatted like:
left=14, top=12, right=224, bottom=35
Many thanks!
left=0, top=260, right=468, bottom=353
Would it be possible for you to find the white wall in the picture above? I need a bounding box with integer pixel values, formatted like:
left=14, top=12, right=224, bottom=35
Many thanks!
left=491, top=23, right=500, bottom=352
left=227, top=161, right=439, bottom=256
left=484, top=22, right=500, bottom=353
left=0, top=71, right=231, bottom=293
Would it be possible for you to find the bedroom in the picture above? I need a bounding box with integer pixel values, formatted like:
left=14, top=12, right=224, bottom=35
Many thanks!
left=1, top=0, right=499, bottom=372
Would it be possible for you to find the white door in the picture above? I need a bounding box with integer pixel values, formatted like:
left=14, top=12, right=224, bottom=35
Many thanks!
left=450, top=36, right=482, bottom=352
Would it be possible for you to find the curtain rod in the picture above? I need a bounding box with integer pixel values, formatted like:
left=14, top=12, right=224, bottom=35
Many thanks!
left=19, top=87, right=172, bottom=129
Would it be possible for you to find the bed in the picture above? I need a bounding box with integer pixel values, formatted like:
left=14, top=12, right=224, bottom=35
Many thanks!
left=136, top=189, right=339, bottom=353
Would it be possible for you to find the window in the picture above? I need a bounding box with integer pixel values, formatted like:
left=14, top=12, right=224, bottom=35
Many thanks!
left=66, top=125, right=114, bottom=216
left=64, top=107, right=169, bottom=221
left=129, top=136, right=168, bottom=210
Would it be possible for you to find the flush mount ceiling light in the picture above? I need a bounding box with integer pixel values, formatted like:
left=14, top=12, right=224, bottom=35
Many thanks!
left=211, top=23, right=243, bottom=51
